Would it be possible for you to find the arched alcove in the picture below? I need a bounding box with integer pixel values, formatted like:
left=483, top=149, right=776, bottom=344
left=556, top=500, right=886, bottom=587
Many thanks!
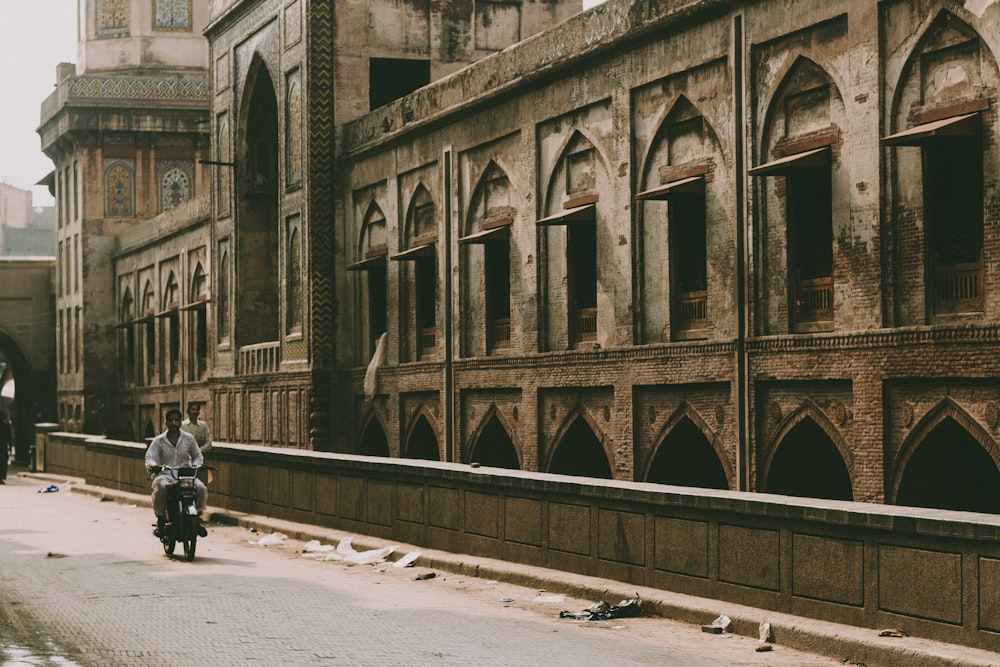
left=896, top=417, right=1000, bottom=513
left=359, top=414, right=389, bottom=457
left=468, top=413, right=519, bottom=470
left=764, top=417, right=853, bottom=501
left=646, top=416, right=728, bottom=490
left=547, top=414, right=612, bottom=479
left=405, top=414, right=440, bottom=461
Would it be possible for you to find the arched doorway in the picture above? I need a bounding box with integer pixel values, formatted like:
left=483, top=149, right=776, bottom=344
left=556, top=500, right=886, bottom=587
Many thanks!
left=547, top=415, right=612, bottom=479
left=0, top=332, right=38, bottom=462
left=469, top=415, right=519, bottom=469
left=646, top=417, right=728, bottom=489
left=359, top=416, right=389, bottom=457
left=405, top=415, right=439, bottom=461
left=896, top=417, right=1000, bottom=513
left=765, top=418, right=853, bottom=501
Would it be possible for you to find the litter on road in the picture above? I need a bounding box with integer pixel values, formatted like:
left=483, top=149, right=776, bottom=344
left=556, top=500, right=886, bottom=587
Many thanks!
left=250, top=532, right=288, bottom=546
left=37, top=484, right=59, bottom=493
left=559, top=596, right=643, bottom=621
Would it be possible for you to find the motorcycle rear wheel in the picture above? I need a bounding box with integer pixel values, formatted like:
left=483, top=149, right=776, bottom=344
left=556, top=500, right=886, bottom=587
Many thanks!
left=182, top=536, right=197, bottom=561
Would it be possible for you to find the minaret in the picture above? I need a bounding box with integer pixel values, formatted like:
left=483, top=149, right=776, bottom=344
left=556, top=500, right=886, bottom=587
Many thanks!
left=38, top=0, right=210, bottom=435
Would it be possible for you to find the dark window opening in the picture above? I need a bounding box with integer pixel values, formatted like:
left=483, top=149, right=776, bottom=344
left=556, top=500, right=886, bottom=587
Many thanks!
left=143, top=320, right=155, bottom=386
left=927, top=138, right=983, bottom=315
left=788, top=168, right=833, bottom=331
left=167, top=313, right=180, bottom=381
left=124, top=326, right=135, bottom=385
left=368, top=264, right=387, bottom=355
left=568, top=222, right=597, bottom=346
left=194, top=307, right=207, bottom=380
left=670, top=193, right=708, bottom=339
left=415, top=256, right=436, bottom=360
left=369, top=58, right=431, bottom=110
left=486, top=240, right=511, bottom=352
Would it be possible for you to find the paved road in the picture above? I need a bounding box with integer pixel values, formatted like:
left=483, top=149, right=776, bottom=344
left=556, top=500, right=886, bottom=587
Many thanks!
left=0, top=474, right=847, bottom=667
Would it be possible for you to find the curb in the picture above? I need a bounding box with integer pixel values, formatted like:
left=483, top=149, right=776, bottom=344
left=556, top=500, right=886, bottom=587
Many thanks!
left=21, top=472, right=1000, bottom=667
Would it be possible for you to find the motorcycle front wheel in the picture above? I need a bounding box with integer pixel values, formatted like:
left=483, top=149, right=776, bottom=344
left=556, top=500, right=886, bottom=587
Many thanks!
left=162, top=536, right=176, bottom=556
left=182, top=535, right=197, bottom=561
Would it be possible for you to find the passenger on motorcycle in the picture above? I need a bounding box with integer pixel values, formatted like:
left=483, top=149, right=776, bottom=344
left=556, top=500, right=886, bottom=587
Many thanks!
left=145, top=408, right=208, bottom=537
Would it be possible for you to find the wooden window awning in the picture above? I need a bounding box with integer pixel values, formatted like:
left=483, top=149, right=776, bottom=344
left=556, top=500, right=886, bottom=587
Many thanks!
left=180, top=298, right=210, bottom=310
left=458, top=225, right=510, bottom=245
left=881, top=112, right=980, bottom=146
left=536, top=203, right=595, bottom=226
left=347, top=253, right=388, bottom=271
left=749, top=146, right=830, bottom=176
left=155, top=306, right=179, bottom=319
left=390, top=243, right=435, bottom=261
left=636, top=175, right=705, bottom=201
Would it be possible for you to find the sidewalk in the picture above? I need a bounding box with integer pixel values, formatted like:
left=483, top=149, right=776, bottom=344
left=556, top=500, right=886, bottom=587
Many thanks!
left=19, top=470, right=999, bottom=667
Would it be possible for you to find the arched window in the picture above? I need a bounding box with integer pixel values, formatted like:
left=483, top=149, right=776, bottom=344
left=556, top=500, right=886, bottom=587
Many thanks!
left=159, top=164, right=193, bottom=212
left=286, top=225, right=303, bottom=333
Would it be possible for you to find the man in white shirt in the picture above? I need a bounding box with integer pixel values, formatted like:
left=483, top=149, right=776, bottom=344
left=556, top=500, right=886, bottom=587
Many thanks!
left=145, top=408, right=207, bottom=537
left=180, top=402, right=212, bottom=453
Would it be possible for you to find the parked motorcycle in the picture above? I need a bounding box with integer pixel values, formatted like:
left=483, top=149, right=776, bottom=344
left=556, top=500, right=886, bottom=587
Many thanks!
left=150, top=464, right=210, bottom=561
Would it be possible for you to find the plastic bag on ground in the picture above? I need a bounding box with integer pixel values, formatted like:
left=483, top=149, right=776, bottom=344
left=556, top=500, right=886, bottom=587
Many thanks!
left=302, top=540, right=335, bottom=553
left=333, top=536, right=397, bottom=564
left=393, top=550, right=420, bottom=568
left=250, top=532, right=288, bottom=546
left=38, top=484, right=60, bottom=493
left=701, top=614, right=732, bottom=634
left=559, top=596, right=642, bottom=621
left=533, top=594, right=566, bottom=603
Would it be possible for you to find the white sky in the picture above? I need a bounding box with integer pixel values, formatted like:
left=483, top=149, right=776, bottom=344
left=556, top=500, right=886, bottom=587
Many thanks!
left=0, top=1, right=77, bottom=207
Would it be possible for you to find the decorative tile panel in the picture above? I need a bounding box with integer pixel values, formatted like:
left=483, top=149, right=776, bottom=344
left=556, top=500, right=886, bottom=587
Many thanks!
left=153, top=0, right=192, bottom=31
left=97, top=0, right=129, bottom=37
left=157, top=160, right=194, bottom=211
left=104, top=159, right=135, bottom=217
left=285, top=69, right=303, bottom=186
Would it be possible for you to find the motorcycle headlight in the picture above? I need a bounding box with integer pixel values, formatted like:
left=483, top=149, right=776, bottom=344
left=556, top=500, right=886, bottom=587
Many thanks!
left=179, top=479, right=195, bottom=489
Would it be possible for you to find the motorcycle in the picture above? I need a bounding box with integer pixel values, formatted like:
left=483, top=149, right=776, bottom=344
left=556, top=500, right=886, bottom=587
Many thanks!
left=150, top=464, right=210, bottom=561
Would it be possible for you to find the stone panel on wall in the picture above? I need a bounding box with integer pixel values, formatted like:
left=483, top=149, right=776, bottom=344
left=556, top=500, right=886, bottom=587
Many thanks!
left=428, top=485, right=459, bottom=530
left=504, top=497, right=542, bottom=546
left=878, top=545, right=962, bottom=625
left=792, top=533, right=864, bottom=606
left=654, top=516, right=709, bottom=578
left=249, top=391, right=264, bottom=441
left=396, top=483, right=425, bottom=524
left=314, top=476, right=337, bottom=516
left=366, top=479, right=393, bottom=527
left=338, top=475, right=365, bottom=521
left=979, top=557, right=1000, bottom=633
left=291, top=470, right=313, bottom=511
left=549, top=502, right=590, bottom=556
left=719, top=524, right=780, bottom=591
left=465, top=491, right=499, bottom=538
left=598, top=509, right=645, bottom=566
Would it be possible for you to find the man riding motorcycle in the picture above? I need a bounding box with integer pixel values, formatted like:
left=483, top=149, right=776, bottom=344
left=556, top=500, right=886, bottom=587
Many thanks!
left=145, top=408, right=208, bottom=538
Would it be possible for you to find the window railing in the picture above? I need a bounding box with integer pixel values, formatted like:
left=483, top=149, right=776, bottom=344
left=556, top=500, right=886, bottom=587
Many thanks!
left=934, top=262, right=982, bottom=314
left=676, top=290, right=708, bottom=331
left=795, top=276, right=834, bottom=324
left=489, top=317, right=511, bottom=351
left=573, top=307, right=597, bottom=343
left=239, top=341, right=280, bottom=375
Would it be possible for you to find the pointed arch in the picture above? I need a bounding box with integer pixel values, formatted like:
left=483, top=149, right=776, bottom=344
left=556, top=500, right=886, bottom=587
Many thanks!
left=891, top=398, right=1000, bottom=512
left=190, top=262, right=207, bottom=301
left=542, top=129, right=608, bottom=214
left=162, top=271, right=179, bottom=309
left=467, top=404, right=520, bottom=469
left=403, top=407, right=440, bottom=461
left=545, top=405, right=613, bottom=479
left=236, top=54, right=280, bottom=347
left=644, top=403, right=731, bottom=489
left=466, top=160, right=516, bottom=235
left=359, top=200, right=388, bottom=260
left=120, top=287, right=134, bottom=322
left=405, top=184, right=436, bottom=243
left=761, top=401, right=853, bottom=501
left=359, top=409, right=390, bottom=457
left=759, top=55, right=848, bottom=148
left=286, top=225, right=302, bottom=333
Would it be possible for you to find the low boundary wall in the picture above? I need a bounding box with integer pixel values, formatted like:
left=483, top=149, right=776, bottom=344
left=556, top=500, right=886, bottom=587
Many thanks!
left=42, top=431, right=1000, bottom=653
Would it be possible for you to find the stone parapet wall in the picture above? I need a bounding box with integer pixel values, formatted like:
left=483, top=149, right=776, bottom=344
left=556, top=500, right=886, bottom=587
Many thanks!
left=41, top=431, right=1000, bottom=654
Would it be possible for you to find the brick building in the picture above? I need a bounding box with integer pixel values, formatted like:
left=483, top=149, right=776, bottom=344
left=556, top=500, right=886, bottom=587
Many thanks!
left=38, top=0, right=1000, bottom=512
